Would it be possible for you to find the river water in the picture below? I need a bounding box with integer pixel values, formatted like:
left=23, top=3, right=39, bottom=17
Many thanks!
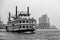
left=0, top=29, right=60, bottom=40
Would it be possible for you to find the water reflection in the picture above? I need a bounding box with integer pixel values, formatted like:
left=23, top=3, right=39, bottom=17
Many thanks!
left=0, top=29, right=60, bottom=40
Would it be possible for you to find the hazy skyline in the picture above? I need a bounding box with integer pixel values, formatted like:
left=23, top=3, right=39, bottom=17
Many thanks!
left=0, top=0, right=60, bottom=28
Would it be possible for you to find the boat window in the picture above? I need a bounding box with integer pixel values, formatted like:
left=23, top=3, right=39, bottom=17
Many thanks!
left=30, top=25, right=33, bottom=28
left=30, top=25, right=31, bottom=28
left=20, top=25, right=21, bottom=28
left=32, top=21, right=33, bottom=23
left=20, top=21, right=21, bottom=23
left=26, top=25, right=28, bottom=28
left=23, top=25, right=25, bottom=28
left=12, top=24, right=14, bottom=26
left=23, top=20, right=25, bottom=23
left=26, top=20, right=28, bottom=23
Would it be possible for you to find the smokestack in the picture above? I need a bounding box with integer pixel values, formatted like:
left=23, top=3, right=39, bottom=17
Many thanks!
left=9, top=12, right=11, bottom=21
left=27, top=6, right=29, bottom=15
left=16, top=6, right=17, bottom=18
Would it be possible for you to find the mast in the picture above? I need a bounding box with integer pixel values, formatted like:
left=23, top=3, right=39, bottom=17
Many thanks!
left=16, top=6, right=17, bottom=18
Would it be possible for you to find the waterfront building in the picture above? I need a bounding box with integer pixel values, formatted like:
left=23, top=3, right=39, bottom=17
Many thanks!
left=39, top=14, right=50, bottom=29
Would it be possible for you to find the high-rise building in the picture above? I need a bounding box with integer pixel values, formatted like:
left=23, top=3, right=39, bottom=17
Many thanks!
left=39, top=14, right=50, bottom=29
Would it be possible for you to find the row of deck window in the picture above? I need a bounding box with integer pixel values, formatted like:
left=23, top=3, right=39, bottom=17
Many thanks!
left=20, top=20, right=33, bottom=23
left=8, top=20, right=34, bottom=24
left=20, top=25, right=33, bottom=28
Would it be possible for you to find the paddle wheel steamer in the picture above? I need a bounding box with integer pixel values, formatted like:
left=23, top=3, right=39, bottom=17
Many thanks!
left=6, top=6, right=36, bottom=33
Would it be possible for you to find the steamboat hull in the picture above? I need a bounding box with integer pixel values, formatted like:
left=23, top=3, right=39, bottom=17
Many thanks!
left=6, top=27, right=35, bottom=33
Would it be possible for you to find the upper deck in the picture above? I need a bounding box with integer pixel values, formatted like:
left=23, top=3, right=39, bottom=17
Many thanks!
left=7, top=6, right=36, bottom=27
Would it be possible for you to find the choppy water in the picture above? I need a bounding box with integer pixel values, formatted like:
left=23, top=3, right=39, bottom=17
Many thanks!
left=0, top=29, right=60, bottom=40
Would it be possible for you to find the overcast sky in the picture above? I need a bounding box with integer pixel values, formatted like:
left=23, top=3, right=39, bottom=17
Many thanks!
left=0, top=0, right=60, bottom=29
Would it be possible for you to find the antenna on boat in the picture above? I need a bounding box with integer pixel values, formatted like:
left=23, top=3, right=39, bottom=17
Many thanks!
left=16, top=6, right=17, bottom=18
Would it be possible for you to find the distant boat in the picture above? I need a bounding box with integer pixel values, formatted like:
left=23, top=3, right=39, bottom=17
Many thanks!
left=6, top=6, right=36, bottom=34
